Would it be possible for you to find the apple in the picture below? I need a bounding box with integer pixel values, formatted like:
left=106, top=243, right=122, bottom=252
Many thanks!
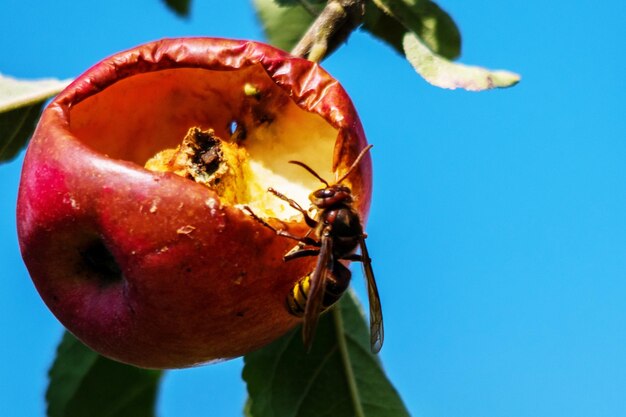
left=17, top=38, right=371, bottom=368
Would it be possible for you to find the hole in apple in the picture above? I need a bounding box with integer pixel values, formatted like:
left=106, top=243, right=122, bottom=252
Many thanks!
left=228, top=120, right=238, bottom=135
left=81, top=239, right=124, bottom=285
left=69, top=66, right=339, bottom=222
left=228, top=120, right=247, bottom=142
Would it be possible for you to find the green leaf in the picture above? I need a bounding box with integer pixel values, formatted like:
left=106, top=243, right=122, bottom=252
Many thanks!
left=162, top=0, right=191, bottom=17
left=403, top=32, right=520, bottom=91
left=252, top=0, right=325, bottom=51
left=244, top=397, right=253, bottom=417
left=0, top=74, right=69, bottom=113
left=362, top=3, right=406, bottom=55
left=47, top=332, right=163, bottom=417
left=243, top=292, right=409, bottom=417
left=0, top=103, right=44, bottom=162
left=366, top=0, right=461, bottom=60
left=0, top=74, right=70, bottom=162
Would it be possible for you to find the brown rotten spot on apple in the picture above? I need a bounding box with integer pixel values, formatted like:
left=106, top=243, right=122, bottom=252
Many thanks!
left=17, top=38, right=371, bottom=368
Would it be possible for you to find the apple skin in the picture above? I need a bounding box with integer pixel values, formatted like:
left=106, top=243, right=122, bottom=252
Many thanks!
left=17, top=38, right=371, bottom=369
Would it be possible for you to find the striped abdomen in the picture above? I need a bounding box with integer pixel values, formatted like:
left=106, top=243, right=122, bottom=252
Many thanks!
left=286, top=262, right=351, bottom=317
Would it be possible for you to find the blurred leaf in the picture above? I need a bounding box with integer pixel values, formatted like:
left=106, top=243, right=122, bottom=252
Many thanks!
left=244, top=398, right=253, bottom=416
left=47, top=332, right=163, bottom=417
left=243, top=292, right=409, bottom=417
left=273, top=0, right=318, bottom=5
left=0, top=103, right=44, bottom=162
left=0, top=74, right=70, bottom=162
left=403, top=32, right=520, bottom=91
left=162, top=0, right=191, bottom=16
left=0, top=74, right=69, bottom=112
left=366, top=0, right=461, bottom=59
left=252, top=0, right=325, bottom=51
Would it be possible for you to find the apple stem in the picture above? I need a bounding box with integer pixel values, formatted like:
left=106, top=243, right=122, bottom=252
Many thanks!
left=291, top=0, right=365, bottom=63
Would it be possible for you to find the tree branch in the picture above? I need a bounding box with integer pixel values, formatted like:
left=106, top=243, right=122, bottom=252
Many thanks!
left=291, top=0, right=365, bottom=62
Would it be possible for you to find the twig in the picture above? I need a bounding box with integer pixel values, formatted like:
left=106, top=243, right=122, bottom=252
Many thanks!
left=291, top=0, right=365, bottom=62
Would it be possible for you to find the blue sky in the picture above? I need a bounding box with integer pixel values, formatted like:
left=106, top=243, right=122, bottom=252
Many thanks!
left=1, top=0, right=625, bottom=416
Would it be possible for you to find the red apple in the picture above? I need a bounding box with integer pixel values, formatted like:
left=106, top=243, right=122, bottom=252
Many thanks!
left=17, top=38, right=371, bottom=368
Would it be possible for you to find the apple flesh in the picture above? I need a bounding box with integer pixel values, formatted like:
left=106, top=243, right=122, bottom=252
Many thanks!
left=17, top=38, right=371, bottom=368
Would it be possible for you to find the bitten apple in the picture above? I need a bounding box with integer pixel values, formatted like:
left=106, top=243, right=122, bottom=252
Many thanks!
left=17, top=38, right=371, bottom=368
